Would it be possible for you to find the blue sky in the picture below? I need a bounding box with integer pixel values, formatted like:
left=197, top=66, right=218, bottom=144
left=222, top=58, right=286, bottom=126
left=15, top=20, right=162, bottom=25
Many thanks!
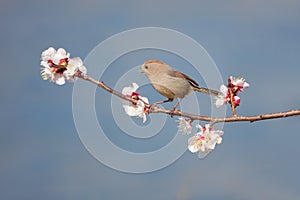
left=1, top=0, right=300, bottom=199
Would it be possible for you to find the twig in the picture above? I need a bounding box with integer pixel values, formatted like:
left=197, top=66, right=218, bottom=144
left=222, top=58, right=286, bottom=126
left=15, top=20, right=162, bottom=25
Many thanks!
left=79, top=73, right=139, bottom=105
left=229, top=88, right=237, bottom=116
left=152, top=107, right=300, bottom=123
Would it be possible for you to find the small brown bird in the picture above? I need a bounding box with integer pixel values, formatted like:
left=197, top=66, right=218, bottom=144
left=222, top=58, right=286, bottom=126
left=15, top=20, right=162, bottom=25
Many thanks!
left=140, top=60, right=220, bottom=109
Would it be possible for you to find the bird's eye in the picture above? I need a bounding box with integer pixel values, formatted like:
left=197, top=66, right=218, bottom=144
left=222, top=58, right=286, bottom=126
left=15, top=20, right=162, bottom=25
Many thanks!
left=144, top=65, right=148, bottom=69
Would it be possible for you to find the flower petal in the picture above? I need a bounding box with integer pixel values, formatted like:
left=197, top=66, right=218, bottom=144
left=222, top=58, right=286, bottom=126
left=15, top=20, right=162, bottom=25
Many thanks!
left=220, top=84, right=228, bottom=95
left=139, top=96, right=149, bottom=104
left=41, top=47, right=56, bottom=61
left=177, top=117, right=192, bottom=135
left=54, top=76, right=66, bottom=85
left=122, top=83, right=139, bottom=95
left=198, top=150, right=211, bottom=159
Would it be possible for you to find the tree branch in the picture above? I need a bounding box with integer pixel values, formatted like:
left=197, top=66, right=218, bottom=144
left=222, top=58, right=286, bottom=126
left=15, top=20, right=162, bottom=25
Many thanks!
left=151, top=107, right=300, bottom=123
left=79, top=73, right=138, bottom=104
left=79, top=73, right=300, bottom=124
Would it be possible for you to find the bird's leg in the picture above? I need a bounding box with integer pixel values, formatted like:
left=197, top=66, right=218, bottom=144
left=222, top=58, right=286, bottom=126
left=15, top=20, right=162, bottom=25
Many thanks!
left=171, top=98, right=182, bottom=111
left=150, top=98, right=173, bottom=109
left=152, top=98, right=174, bottom=106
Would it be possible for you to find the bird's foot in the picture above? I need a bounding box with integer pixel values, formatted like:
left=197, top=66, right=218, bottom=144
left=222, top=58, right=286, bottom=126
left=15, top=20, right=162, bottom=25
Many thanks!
left=148, top=103, right=159, bottom=112
left=170, top=106, right=180, bottom=118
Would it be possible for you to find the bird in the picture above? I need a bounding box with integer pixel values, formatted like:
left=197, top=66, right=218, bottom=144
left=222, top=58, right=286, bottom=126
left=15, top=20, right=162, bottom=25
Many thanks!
left=140, top=60, right=220, bottom=110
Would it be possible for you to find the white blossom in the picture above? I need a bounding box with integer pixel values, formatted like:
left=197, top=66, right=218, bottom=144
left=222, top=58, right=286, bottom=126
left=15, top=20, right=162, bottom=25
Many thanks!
left=40, top=47, right=87, bottom=85
left=64, top=57, right=87, bottom=82
left=215, top=76, right=249, bottom=108
left=229, top=76, right=250, bottom=92
left=177, top=117, right=192, bottom=135
left=122, top=82, right=139, bottom=96
left=121, top=83, right=149, bottom=123
left=215, top=84, right=228, bottom=108
left=188, top=124, right=223, bottom=159
left=123, top=99, right=148, bottom=123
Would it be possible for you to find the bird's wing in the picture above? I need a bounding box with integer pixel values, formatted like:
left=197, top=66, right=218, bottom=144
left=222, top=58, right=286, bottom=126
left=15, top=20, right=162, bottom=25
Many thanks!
left=167, top=70, right=199, bottom=87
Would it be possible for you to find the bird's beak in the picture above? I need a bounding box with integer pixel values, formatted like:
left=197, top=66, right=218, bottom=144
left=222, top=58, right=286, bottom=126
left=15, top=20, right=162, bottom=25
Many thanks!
left=139, top=65, right=144, bottom=73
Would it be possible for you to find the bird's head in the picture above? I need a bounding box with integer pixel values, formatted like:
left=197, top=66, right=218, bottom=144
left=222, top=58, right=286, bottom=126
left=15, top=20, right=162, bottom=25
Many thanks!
left=140, top=60, right=172, bottom=77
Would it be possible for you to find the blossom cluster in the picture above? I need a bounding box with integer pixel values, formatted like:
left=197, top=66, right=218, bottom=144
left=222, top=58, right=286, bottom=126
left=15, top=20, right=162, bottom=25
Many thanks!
left=121, top=83, right=149, bottom=123
left=177, top=118, right=223, bottom=159
left=40, top=47, right=87, bottom=85
left=215, top=76, right=249, bottom=108
left=188, top=124, right=223, bottom=159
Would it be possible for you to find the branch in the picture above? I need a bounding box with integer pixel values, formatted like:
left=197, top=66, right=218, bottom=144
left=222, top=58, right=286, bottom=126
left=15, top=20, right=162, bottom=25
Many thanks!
left=151, top=107, right=300, bottom=123
left=229, top=88, right=237, bottom=116
left=79, top=73, right=138, bottom=105
left=79, top=73, right=300, bottom=124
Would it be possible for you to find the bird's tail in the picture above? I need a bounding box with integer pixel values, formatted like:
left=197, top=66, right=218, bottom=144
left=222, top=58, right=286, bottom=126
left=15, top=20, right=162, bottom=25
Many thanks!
left=193, top=86, right=220, bottom=96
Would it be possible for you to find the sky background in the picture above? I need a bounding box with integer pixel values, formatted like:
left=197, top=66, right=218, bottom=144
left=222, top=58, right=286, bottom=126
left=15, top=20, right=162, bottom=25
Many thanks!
left=1, top=0, right=300, bottom=199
